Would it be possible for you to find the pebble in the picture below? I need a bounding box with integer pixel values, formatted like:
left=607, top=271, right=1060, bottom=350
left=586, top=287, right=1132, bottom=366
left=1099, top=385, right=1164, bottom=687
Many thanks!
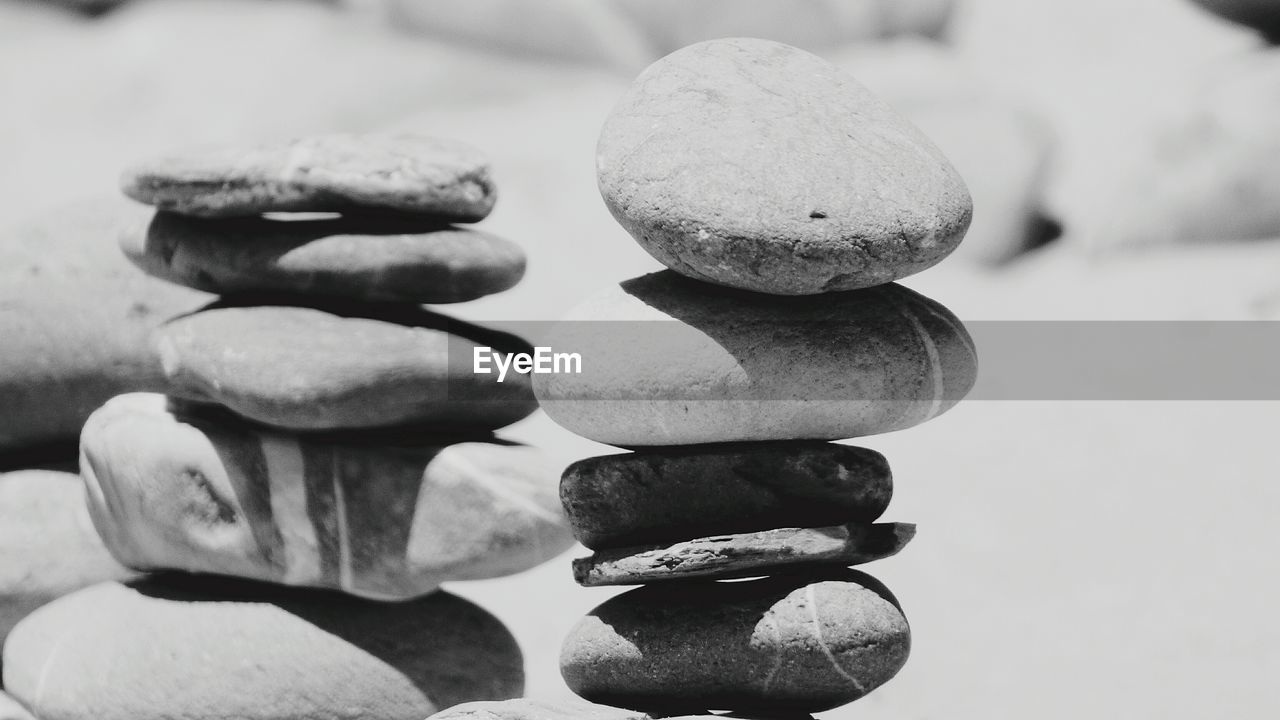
left=80, top=393, right=572, bottom=600
left=1, top=470, right=134, bottom=668
left=573, top=523, right=915, bottom=587
left=121, top=133, right=496, bottom=220
left=120, top=212, right=526, bottom=303
left=0, top=693, right=32, bottom=720
left=1190, top=0, right=1280, bottom=37
left=561, top=443, right=892, bottom=549
left=0, top=199, right=208, bottom=453
left=534, top=271, right=977, bottom=445
left=560, top=571, right=911, bottom=713
left=2, top=577, right=523, bottom=720
left=156, top=303, right=536, bottom=430
left=596, top=38, right=971, bottom=294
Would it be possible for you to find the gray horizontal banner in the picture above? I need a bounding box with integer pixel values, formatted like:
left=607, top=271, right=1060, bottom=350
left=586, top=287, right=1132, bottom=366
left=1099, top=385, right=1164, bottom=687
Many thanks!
left=446, top=321, right=1280, bottom=401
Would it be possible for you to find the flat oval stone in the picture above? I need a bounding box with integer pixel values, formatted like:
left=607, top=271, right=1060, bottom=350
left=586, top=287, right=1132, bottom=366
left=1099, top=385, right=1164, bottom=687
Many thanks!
left=121, top=133, right=496, bottom=220
left=573, top=523, right=915, bottom=586
left=430, top=698, right=653, bottom=720
left=561, top=571, right=910, bottom=713
left=157, top=303, right=536, bottom=430
left=121, top=213, right=525, bottom=303
left=597, top=38, right=971, bottom=294
left=1, top=470, right=134, bottom=664
left=2, top=577, right=522, bottom=720
left=534, top=272, right=976, bottom=445
left=80, top=393, right=573, bottom=600
left=561, top=443, right=891, bottom=550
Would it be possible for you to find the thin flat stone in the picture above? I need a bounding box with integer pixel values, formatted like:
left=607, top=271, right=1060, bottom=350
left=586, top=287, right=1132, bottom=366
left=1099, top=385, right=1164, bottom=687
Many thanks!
left=572, top=523, right=915, bottom=587
left=121, top=213, right=525, bottom=303
left=121, top=133, right=496, bottom=220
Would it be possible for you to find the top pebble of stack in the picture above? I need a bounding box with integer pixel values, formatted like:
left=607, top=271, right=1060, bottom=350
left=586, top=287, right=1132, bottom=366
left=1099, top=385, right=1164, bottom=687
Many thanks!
left=596, top=38, right=973, bottom=295
left=121, top=133, right=496, bottom=221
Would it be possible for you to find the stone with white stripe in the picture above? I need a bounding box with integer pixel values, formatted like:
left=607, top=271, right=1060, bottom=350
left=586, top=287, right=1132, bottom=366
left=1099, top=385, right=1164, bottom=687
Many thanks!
left=534, top=271, right=975, bottom=445
left=597, top=38, right=972, bottom=295
left=79, top=393, right=573, bottom=600
left=121, top=132, right=496, bottom=220
left=560, top=570, right=910, bottom=713
left=2, top=577, right=522, bottom=720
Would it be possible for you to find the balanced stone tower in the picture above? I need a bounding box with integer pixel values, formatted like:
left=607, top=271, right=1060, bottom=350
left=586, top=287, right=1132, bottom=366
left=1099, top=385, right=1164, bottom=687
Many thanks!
left=1, top=133, right=574, bottom=720
left=533, top=39, right=979, bottom=716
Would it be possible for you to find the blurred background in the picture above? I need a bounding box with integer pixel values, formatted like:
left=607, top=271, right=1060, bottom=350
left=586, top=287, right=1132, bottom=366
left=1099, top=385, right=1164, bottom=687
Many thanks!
left=3, top=0, right=1279, bottom=717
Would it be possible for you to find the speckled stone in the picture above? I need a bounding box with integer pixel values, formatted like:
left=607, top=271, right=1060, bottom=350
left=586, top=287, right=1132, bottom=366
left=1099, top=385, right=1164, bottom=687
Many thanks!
left=80, top=393, right=572, bottom=600
left=120, top=213, right=525, bottom=303
left=597, top=38, right=971, bottom=294
left=560, top=442, right=891, bottom=550
left=534, top=272, right=977, bottom=445
left=121, top=133, right=496, bottom=220
left=573, top=522, right=915, bottom=586
left=156, top=303, right=536, bottom=431
left=2, top=577, right=522, bottom=720
left=561, top=571, right=910, bottom=713
left=428, top=698, right=652, bottom=720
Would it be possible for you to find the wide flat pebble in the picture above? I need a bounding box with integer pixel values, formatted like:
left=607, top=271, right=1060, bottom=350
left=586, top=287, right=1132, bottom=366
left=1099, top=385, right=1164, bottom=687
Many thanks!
left=597, top=38, right=971, bottom=294
left=573, top=522, right=915, bottom=586
left=80, top=393, right=572, bottom=600
left=1, top=470, right=134, bottom=667
left=534, top=271, right=976, bottom=445
left=561, top=442, right=891, bottom=549
left=121, top=133, right=496, bottom=220
left=157, top=303, right=536, bottom=431
left=561, top=571, right=911, bottom=713
left=121, top=213, right=525, bottom=303
left=429, top=697, right=654, bottom=720
left=2, top=578, right=522, bottom=720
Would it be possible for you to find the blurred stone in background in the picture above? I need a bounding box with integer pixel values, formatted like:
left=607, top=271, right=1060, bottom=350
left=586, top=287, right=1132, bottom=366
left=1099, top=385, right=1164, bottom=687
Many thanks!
left=1190, top=0, right=1280, bottom=38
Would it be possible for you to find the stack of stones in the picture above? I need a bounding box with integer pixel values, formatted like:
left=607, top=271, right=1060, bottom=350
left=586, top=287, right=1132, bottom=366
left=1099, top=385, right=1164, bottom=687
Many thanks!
left=1, top=133, right=574, bottom=720
left=533, top=39, right=979, bottom=716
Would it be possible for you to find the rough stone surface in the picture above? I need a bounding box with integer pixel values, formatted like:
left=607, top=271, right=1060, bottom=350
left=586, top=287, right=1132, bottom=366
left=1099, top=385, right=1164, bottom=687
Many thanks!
left=1190, top=0, right=1280, bottom=37
left=1, top=470, right=135, bottom=671
left=120, top=213, right=525, bottom=303
left=121, top=133, right=496, bottom=220
left=156, top=303, right=536, bottom=431
left=80, top=393, right=572, bottom=600
left=561, top=571, right=911, bottom=713
left=534, top=272, right=977, bottom=445
left=561, top=443, right=892, bottom=550
left=3, top=577, right=523, bottom=720
left=596, top=38, right=972, bottom=294
left=573, top=523, right=915, bottom=586
left=0, top=199, right=209, bottom=454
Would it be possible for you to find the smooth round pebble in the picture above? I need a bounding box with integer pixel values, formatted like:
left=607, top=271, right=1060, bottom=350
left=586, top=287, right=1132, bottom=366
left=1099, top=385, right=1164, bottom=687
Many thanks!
left=1, top=470, right=134, bottom=669
left=597, top=38, right=971, bottom=294
left=534, top=271, right=977, bottom=445
left=573, top=522, right=915, bottom=586
left=156, top=303, right=536, bottom=431
left=121, top=132, right=496, bottom=220
left=561, top=442, right=891, bottom=549
left=80, top=393, right=572, bottom=600
left=561, top=571, right=911, bottom=713
left=2, top=578, right=522, bottom=720
left=121, top=213, right=525, bottom=303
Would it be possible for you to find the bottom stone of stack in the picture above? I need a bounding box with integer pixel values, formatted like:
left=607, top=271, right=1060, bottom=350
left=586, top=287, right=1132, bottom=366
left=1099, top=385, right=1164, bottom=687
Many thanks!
left=430, top=697, right=727, bottom=720
left=2, top=577, right=523, bottom=720
left=560, top=571, right=909, bottom=714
